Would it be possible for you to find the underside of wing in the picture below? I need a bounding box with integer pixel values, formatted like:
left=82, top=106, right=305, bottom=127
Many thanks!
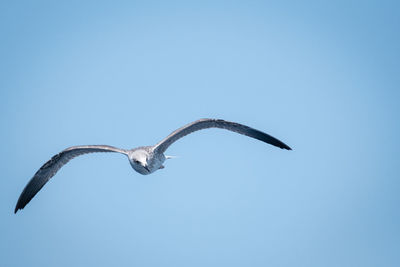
left=154, top=118, right=291, bottom=153
left=14, top=145, right=127, bottom=213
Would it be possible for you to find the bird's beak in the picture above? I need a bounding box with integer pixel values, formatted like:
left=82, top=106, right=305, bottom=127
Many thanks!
left=144, top=166, right=150, bottom=172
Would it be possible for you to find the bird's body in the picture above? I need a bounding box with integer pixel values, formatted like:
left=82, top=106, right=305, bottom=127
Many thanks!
left=128, top=146, right=165, bottom=175
left=15, top=118, right=291, bottom=213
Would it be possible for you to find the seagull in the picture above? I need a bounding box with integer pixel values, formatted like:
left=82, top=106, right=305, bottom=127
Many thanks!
left=14, top=118, right=291, bottom=213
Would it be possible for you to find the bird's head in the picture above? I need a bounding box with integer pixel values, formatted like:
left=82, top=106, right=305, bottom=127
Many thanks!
left=128, top=148, right=151, bottom=175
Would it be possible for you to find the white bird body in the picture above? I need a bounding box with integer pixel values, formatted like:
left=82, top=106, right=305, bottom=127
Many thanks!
left=128, top=146, right=166, bottom=175
left=15, top=118, right=291, bottom=213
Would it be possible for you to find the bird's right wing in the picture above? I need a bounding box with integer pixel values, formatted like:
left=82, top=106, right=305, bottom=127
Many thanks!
left=14, top=145, right=127, bottom=213
left=153, top=118, right=291, bottom=153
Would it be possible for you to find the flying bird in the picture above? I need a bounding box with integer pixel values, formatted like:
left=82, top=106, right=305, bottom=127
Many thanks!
left=14, top=118, right=291, bottom=213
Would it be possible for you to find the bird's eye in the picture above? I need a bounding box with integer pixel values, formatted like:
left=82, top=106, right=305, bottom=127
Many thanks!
left=134, top=160, right=140, bottom=164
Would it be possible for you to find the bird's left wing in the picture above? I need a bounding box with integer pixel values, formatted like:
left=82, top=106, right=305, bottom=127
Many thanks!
left=153, top=118, right=291, bottom=153
left=14, top=145, right=127, bottom=213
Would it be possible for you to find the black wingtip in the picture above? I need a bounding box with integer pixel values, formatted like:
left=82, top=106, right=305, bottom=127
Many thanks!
left=14, top=198, right=25, bottom=214
left=14, top=194, right=24, bottom=214
left=278, top=142, right=292, bottom=150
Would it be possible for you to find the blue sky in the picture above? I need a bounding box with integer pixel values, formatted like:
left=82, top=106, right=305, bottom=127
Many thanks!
left=1, top=1, right=399, bottom=266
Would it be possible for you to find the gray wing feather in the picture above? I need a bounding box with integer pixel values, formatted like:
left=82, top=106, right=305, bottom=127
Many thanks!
left=14, top=145, right=127, bottom=213
left=154, top=118, right=291, bottom=153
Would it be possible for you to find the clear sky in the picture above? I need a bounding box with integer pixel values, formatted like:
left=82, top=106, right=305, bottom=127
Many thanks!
left=1, top=1, right=399, bottom=266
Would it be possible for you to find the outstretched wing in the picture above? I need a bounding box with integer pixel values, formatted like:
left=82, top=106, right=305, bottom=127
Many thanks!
left=14, top=145, right=128, bottom=213
left=153, top=118, right=291, bottom=153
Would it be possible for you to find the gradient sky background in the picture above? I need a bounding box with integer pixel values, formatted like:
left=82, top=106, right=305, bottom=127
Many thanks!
left=1, top=1, right=399, bottom=266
